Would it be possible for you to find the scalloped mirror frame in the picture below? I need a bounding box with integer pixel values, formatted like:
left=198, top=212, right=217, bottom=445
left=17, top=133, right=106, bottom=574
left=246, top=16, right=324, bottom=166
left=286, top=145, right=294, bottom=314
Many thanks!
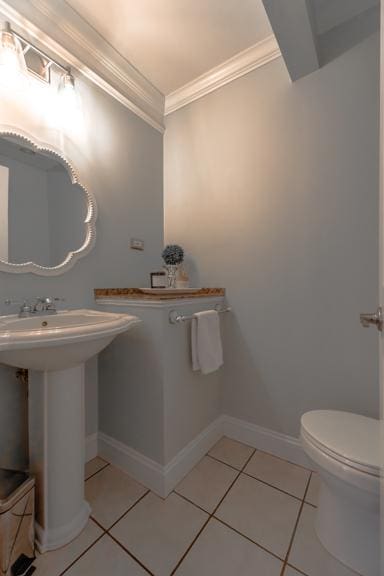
left=0, top=127, right=97, bottom=276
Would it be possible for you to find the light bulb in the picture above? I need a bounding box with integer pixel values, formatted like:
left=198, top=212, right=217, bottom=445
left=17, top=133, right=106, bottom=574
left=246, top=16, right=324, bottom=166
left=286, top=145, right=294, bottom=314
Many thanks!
left=57, top=70, right=83, bottom=133
left=0, top=22, right=27, bottom=87
left=58, top=71, right=79, bottom=112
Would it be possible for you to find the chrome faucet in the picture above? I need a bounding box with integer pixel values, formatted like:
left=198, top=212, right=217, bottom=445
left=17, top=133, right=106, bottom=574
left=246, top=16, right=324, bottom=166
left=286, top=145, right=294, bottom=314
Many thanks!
left=32, top=297, right=60, bottom=315
left=5, top=297, right=65, bottom=317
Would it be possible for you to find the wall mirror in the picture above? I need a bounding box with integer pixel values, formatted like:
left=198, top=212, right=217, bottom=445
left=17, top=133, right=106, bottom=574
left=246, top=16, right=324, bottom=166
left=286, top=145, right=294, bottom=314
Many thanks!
left=0, top=131, right=96, bottom=275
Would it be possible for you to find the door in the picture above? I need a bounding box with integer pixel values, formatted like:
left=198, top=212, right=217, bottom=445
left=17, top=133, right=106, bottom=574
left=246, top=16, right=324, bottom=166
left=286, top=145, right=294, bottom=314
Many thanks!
left=360, top=4, right=383, bottom=573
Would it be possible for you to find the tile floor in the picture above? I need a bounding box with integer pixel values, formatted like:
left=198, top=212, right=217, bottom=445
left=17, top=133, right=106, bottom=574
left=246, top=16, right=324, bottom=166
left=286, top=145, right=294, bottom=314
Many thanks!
left=32, top=437, right=360, bottom=576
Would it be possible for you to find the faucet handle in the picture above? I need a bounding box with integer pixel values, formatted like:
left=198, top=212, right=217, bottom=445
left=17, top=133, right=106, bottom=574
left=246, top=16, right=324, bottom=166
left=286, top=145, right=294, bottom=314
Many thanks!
left=4, top=299, right=32, bottom=317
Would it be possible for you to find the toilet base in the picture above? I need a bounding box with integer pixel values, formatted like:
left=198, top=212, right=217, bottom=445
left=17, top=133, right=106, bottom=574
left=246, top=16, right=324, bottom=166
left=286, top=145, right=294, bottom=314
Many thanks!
left=315, top=471, right=379, bottom=576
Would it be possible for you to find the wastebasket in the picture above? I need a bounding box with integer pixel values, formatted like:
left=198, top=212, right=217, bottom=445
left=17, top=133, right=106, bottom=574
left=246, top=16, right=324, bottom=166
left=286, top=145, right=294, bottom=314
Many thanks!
left=0, top=469, right=35, bottom=576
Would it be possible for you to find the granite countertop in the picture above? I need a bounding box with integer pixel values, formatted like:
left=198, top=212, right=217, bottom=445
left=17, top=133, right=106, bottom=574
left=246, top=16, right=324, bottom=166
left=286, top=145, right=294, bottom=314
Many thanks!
left=94, top=288, right=225, bottom=300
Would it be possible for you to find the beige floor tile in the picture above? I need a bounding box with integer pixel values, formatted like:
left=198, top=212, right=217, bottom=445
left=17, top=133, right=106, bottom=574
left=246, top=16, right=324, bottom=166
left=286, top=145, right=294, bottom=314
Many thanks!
left=284, top=567, right=303, bottom=576
left=208, top=437, right=255, bottom=470
left=175, top=456, right=238, bottom=512
left=64, top=534, right=147, bottom=576
left=85, top=465, right=147, bottom=528
left=305, top=473, right=321, bottom=506
left=110, top=491, right=208, bottom=576
left=215, top=473, right=301, bottom=558
left=244, top=451, right=310, bottom=499
left=288, top=504, right=360, bottom=576
left=85, top=457, right=108, bottom=480
left=34, top=520, right=103, bottom=576
left=175, top=518, right=282, bottom=576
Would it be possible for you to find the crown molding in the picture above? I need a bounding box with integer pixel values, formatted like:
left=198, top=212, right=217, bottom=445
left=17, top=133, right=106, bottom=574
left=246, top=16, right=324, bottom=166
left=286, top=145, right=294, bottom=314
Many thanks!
left=0, top=0, right=165, bottom=132
left=0, top=1, right=281, bottom=127
left=165, top=35, right=281, bottom=115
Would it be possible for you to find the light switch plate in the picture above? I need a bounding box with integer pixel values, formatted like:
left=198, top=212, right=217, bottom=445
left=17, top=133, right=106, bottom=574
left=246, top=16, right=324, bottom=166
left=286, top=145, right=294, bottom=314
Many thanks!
left=130, top=238, right=144, bottom=251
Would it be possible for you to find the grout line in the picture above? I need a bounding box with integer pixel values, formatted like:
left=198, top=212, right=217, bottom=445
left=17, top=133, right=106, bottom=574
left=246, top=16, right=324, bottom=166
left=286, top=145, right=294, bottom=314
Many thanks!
left=214, top=516, right=285, bottom=563
left=106, top=489, right=151, bottom=531
left=85, top=461, right=110, bottom=482
left=173, top=490, right=211, bottom=515
left=169, top=447, right=257, bottom=575
left=62, top=491, right=151, bottom=576
left=59, top=532, right=105, bottom=576
left=279, top=472, right=313, bottom=576
left=169, top=513, right=211, bottom=574
left=89, top=515, right=107, bottom=532
left=63, top=445, right=311, bottom=576
left=207, top=450, right=312, bottom=503
left=241, top=470, right=307, bottom=503
left=206, top=452, right=251, bottom=472
left=253, top=448, right=313, bottom=473
left=208, top=451, right=310, bottom=505
left=285, top=563, right=310, bottom=576
left=211, top=447, right=256, bottom=513
left=108, top=533, right=155, bottom=576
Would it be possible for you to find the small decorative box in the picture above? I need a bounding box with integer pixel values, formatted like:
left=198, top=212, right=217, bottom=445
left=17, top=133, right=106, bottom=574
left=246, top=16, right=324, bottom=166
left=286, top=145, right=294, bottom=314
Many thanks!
left=150, top=271, right=167, bottom=289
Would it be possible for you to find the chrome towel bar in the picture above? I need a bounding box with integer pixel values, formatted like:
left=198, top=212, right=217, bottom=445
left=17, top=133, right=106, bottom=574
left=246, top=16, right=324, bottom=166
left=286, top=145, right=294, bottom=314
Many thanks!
left=169, top=304, right=231, bottom=324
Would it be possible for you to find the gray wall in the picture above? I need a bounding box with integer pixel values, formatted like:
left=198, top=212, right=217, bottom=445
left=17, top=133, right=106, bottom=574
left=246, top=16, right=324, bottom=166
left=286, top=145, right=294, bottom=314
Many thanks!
left=165, top=33, right=380, bottom=437
left=0, top=74, right=163, bottom=470
left=98, top=298, right=223, bottom=466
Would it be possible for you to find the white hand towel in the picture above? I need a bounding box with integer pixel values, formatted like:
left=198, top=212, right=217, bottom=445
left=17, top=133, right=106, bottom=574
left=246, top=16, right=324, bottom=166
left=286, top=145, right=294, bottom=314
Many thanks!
left=191, top=310, right=223, bottom=374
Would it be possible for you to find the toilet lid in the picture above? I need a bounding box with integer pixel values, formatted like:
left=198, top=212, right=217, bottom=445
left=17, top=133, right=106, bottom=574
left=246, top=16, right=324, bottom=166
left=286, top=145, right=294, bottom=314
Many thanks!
left=301, top=410, right=380, bottom=476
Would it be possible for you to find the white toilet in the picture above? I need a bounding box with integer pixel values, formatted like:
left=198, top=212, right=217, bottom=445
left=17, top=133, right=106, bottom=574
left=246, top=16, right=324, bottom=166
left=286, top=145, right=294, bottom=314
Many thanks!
left=300, top=410, right=380, bottom=576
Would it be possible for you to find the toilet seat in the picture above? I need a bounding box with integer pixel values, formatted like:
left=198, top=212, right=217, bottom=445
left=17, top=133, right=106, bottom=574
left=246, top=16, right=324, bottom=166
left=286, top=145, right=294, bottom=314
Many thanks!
left=301, top=410, right=379, bottom=477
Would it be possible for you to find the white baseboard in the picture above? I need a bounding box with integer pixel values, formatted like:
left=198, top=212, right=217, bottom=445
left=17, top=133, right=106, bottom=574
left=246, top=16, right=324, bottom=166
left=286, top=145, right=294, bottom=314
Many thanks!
left=98, top=432, right=165, bottom=496
left=85, top=433, right=98, bottom=463
left=222, top=415, right=312, bottom=469
left=98, top=416, right=224, bottom=498
left=95, top=415, right=311, bottom=496
left=163, top=415, right=225, bottom=495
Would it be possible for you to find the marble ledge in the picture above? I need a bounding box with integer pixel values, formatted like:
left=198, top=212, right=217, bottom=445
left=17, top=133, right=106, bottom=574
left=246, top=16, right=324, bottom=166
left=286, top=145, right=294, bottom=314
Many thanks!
left=94, top=287, right=225, bottom=301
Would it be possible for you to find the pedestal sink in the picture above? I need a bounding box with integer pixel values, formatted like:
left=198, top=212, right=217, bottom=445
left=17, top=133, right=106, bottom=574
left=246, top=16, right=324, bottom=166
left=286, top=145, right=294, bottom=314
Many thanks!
left=0, top=309, right=141, bottom=552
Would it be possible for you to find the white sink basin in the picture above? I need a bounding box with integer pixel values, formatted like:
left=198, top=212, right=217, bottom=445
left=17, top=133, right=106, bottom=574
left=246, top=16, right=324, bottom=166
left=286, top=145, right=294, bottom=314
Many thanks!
left=0, top=308, right=141, bottom=370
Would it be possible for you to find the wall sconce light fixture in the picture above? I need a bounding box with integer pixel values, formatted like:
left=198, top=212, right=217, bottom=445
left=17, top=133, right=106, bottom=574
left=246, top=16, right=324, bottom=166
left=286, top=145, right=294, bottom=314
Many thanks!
left=0, top=21, right=75, bottom=91
left=0, top=21, right=27, bottom=79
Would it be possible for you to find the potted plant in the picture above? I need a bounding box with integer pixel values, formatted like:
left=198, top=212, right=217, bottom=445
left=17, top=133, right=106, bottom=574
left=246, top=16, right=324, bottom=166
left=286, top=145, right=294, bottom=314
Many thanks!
left=162, top=244, right=184, bottom=288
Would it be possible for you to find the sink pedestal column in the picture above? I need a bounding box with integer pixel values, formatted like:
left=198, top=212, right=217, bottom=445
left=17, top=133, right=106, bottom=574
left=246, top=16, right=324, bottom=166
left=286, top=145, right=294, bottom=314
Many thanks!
left=28, top=365, right=90, bottom=552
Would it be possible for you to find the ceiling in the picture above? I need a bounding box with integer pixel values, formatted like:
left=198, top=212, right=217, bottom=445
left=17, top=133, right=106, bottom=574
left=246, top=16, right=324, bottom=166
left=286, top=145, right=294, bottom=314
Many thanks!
left=0, top=0, right=377, bottom=131
left=65, top=0, right=272, bottom=95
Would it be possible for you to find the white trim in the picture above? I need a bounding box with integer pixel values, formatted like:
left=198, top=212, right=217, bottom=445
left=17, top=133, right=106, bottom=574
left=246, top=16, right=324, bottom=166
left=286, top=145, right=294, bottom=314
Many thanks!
left=35, top=501, right=91, bottom=553
left=97, top=415, right=310, bottom=497
left=222, top=415, right=312, bottom=469
left=163, top=415, right=225, bottom=495
left=98, top=431, right=166, bottom=497
left=98, top=416, right=224, bottom=497
left=0, top=2, right=280, bottom=126
left=165, top=35, right=281, bottom=115
left=0, top=127, right=97, bottom=276
left=0, top=0, right=165, bottom=133
left=85, top=432, right=98, bottom=463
